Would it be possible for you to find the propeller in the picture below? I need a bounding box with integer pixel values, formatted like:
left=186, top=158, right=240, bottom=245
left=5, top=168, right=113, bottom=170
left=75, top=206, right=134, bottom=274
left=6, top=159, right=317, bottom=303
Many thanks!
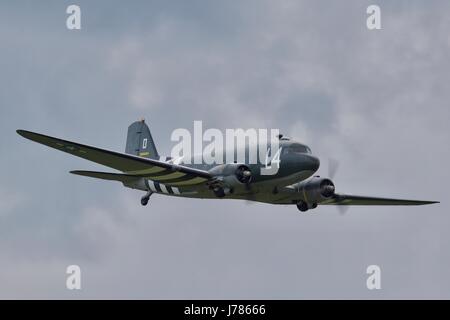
left=337, top=203, right=349, bottom=215
left=327, top=158, right=349, bottom=215
left=234, top=165, right=255, bottom=205
left=328, top=158, right=339, bottom=180
left=332, top=194, right=349, bottom=215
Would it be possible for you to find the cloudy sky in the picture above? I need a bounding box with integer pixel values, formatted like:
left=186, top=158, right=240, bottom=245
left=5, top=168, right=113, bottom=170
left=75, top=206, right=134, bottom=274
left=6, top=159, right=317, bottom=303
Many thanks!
left=0, top=0, right=449, bottom=299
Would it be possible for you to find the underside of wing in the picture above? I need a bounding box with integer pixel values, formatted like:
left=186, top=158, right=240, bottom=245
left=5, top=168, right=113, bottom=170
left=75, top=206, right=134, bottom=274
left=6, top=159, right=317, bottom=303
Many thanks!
left=17, top=130, right=211, bottom=186
left=70, top=170, right=141, bottom=183
left=320, top=194, right=439, bottom=206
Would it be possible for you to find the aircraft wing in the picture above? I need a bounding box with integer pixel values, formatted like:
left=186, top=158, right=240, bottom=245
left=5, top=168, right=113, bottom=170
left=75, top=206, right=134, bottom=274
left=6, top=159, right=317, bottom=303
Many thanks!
left=69, top=170, right=143, bottom=184
left=320, top=194, right=439, bottom=206
left=17, top=130, right=211, bottom=187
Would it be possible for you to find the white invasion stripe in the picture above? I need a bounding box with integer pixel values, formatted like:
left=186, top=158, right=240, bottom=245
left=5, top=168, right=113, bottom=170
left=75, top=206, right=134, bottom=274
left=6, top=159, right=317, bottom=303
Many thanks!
left=172, top=187, right=181, bottom=195
left=159, top=156, right=167, bottom=162
left=160, top=184, right=169, bottom=194
left=148, top=180, right=157, bottom=192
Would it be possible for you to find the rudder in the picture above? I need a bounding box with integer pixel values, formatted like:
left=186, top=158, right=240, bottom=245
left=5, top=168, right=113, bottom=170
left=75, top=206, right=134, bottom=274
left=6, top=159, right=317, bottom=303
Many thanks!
left=125, top=119, right=159, bottom=159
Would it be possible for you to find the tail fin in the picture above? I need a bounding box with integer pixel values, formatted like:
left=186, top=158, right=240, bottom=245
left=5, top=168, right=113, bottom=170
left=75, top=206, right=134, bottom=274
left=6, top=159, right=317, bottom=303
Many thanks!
left=125, top=119, right=159, bottom=159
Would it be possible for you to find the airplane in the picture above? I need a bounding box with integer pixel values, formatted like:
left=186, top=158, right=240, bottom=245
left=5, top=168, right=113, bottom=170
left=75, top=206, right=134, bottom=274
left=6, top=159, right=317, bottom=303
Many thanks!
left=16, top=119, right=439, bottom=212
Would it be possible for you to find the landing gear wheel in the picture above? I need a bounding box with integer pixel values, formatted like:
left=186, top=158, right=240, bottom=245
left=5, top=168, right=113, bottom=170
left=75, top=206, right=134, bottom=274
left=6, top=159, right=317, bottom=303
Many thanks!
left=296, top=201, right=309, bottom=212
left=141, top=197, right=149, bottom=206
left=141, top=191, right=152, bottom=206
left=213, top=187, right=226, bottom=198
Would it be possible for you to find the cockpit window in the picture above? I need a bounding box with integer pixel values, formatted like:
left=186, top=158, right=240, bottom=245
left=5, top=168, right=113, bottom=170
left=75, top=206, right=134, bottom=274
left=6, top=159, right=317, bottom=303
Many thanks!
left=283, top=144, right=311, bottom=155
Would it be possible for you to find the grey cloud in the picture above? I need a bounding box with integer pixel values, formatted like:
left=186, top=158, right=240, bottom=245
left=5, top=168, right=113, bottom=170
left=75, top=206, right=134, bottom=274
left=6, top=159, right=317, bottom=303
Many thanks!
left=0, top=0, right=449, bottom=298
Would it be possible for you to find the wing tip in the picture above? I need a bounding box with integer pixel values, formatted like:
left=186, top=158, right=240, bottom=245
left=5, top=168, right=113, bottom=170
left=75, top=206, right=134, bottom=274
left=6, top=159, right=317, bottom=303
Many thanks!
left=17, top=129, right=36, bottom=140
left=421, top=200, right=440, bottom=205
left=325, top=194, right=440, bottom=206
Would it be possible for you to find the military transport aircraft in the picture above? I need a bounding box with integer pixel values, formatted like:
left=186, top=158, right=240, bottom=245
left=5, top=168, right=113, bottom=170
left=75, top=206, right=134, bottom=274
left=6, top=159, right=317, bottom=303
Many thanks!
left=17, top=120, right=438, bottom=212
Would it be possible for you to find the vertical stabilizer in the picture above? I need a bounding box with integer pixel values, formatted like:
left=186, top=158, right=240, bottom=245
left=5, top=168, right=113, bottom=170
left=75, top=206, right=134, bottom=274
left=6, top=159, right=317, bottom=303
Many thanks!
left=125, top=119, right=159, bottom=159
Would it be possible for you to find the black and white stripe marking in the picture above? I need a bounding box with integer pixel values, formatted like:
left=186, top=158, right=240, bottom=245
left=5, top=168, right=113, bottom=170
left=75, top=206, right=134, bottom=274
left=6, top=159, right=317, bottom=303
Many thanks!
left=146, top=180, right=181, bottom=195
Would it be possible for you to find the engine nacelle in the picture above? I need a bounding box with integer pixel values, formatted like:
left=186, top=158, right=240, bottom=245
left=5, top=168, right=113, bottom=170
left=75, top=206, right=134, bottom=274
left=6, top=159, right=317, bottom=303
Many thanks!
left=294, top=176, right=335, bottom=204
left=208, top=163, right=253, bottom=195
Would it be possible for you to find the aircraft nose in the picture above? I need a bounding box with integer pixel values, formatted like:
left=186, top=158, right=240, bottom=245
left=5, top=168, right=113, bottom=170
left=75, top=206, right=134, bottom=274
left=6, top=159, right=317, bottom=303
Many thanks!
left=304, top=154, right=320, bottom=172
